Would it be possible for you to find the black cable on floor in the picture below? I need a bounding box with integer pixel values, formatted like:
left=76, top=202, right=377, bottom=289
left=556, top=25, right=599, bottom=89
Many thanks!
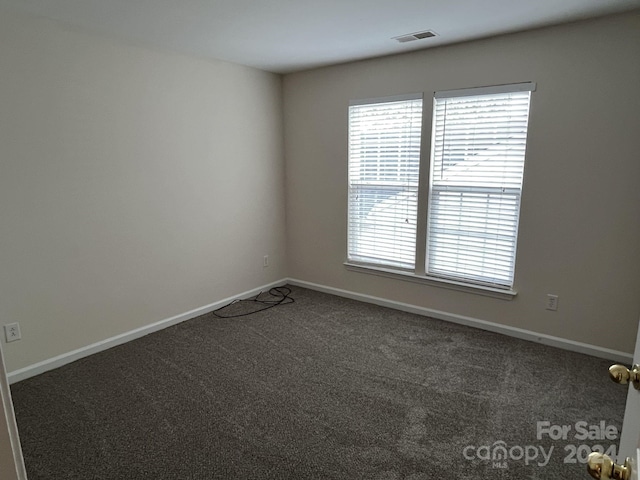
left=212, top=286, right=295, bottom=318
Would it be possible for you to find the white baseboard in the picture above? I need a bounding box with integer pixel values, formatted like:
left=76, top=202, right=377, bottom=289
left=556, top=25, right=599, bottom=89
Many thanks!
left=7, top=279, right=289, bottom=384
left=8, top=276, right=632, bottom=384
left=286, top=278, right=633, bottom=363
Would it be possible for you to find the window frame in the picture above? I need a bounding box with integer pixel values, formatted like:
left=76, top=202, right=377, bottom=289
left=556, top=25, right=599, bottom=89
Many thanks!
left=345, top=82, right=535, bottom=300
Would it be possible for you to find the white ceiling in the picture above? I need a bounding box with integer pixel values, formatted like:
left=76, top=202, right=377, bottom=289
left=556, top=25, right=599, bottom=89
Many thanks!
left=1, top=0, right=639, bottom=73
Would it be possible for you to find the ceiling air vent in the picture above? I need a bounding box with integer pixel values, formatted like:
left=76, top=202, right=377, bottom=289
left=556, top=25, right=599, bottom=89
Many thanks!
left=393, top=30, right=437, bottom=43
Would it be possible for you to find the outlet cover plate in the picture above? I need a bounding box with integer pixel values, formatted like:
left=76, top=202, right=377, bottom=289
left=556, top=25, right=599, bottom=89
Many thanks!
left=4, top=323, right=21, bottom=342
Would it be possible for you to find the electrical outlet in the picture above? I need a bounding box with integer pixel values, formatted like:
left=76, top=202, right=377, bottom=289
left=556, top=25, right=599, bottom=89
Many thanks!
left=263, top=255, right=269, bottom=268
left=4, top=323, right=21, bottom=342
left=546, top=294, right=559, bottom=311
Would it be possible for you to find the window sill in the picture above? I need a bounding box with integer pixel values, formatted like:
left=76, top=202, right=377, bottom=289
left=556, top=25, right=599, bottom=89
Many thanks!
left=344, top=262, right=517, bottom=300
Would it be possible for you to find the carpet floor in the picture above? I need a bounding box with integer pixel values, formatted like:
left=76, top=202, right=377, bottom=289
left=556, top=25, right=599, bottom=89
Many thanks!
left=10, top=285, right=627, bottom=479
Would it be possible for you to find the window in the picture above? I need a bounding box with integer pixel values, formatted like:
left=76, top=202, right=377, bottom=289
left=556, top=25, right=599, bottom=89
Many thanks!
left=347, top=83, right=534, bottom=293
left=347, top=95, right=423, bottom=269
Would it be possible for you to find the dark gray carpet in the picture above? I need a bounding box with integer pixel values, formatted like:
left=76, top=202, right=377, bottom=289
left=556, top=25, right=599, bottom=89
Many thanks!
left=10, top=285, right=626, bottom=479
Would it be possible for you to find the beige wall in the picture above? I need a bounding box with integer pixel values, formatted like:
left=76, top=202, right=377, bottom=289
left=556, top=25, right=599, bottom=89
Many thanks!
left=0, top=10, right=286, bottom=372
left=283, top=13, right=640, bottom=353
left=1, top=8, right=639, bottom=376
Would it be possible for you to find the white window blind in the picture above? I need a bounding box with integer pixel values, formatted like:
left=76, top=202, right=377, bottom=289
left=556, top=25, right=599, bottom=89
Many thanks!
left=348, top=96, right=423, bottom=269
left=426, top=84, right=534, bottom=288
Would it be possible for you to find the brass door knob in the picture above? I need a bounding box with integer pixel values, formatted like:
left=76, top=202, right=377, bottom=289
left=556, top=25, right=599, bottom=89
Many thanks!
left=587, top=452, right=632, bottom=480
left=609, top=364, right=640, bottom=390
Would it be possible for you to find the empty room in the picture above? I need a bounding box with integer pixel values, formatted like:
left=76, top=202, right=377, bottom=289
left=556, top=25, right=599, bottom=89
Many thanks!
left=1, top=1, right=640, bottom=479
